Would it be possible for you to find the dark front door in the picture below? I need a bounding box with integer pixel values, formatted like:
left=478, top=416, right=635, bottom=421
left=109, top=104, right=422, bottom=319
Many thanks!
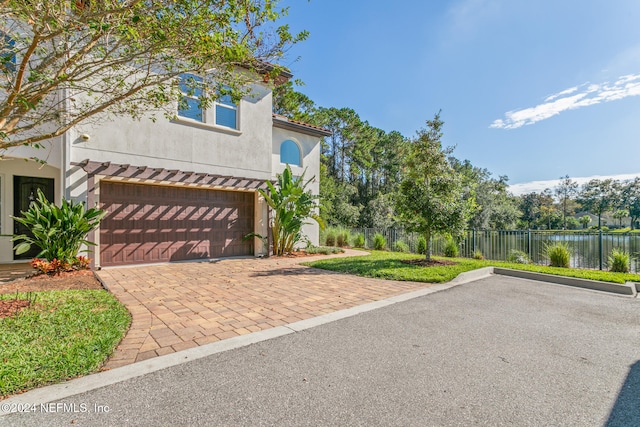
left=13, top=176, right=55, bottom=259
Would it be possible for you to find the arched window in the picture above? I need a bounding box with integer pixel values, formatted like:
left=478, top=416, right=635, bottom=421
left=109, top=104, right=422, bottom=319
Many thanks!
left=280, top=140, right=301, bottom=166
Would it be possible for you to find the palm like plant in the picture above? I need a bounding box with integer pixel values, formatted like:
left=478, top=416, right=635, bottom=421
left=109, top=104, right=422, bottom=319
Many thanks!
left=258, top=166, right=323, bottom=255
left=13, top=189, right=106, bottom=264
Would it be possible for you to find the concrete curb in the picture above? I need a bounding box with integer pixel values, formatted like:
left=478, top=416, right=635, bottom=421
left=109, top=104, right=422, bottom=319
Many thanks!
left=492, top=267, right=637, bottom=297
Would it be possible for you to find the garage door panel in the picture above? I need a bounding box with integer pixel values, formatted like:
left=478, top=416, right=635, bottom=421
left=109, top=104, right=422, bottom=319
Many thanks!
left=100, top=182, right=254, bottom=266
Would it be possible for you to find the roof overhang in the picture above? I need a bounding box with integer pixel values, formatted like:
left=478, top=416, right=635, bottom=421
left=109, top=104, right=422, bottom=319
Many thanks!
left=272, top=115, right=332, bottom=138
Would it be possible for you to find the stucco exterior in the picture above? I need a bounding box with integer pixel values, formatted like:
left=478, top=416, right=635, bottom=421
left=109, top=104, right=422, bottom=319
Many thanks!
left=0, top=78, right=328, bottom=265
left=271, top=126, right=322, bottom=247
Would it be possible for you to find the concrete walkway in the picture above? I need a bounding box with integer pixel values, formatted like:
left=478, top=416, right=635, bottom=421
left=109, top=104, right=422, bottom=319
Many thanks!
left=97, top=249, right=435, bottom=368
left=0, top=262, right=34, bottom=284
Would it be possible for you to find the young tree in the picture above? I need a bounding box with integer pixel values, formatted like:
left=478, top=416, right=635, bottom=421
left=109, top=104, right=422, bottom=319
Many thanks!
left=0, top=0, right=306, bottom=152
left=577, top=179, right=618, bottom=229
left=395, top=113, right=468, bottom=260
left=554, top=175, right=579, bottom=229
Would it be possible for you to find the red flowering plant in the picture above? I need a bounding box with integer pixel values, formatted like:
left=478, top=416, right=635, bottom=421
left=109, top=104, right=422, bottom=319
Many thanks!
left=30, top=256, right=92, bottom=275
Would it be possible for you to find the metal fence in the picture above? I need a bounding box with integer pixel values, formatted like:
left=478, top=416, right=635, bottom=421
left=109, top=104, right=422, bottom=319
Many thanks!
left=350, top=228, right=640, bottom=273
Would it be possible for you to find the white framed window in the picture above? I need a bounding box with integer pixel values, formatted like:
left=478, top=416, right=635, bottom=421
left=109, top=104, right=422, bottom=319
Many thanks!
left=177, top=74, right=238, bottom=130
left=214, top=91, right=237, bottom=129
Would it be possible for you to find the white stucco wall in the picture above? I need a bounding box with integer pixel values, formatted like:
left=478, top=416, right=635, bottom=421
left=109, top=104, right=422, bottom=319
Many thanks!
left=70, top=84, right=274, bottom=181
left=271, top=127, right=322, bottom=247
left=1, top=137, right=64, bottom=171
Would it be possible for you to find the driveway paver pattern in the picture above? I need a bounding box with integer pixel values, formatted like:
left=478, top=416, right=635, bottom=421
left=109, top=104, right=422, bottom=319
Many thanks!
left=97, top=250, right=434, bottom=368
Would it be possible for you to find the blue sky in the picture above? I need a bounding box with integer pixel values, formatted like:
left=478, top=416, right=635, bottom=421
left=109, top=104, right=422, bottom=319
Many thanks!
left=279, top=0, right=640, bottom=193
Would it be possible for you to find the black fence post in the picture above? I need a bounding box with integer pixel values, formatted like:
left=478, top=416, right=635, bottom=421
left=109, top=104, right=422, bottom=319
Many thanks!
left=527, top=229, right=531, bottom=258
left=473, top=229, right=476, bottom=254
left=599, top=230, right=603, bottom=270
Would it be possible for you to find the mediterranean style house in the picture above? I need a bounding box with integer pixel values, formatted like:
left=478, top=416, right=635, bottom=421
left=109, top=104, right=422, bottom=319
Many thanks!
left=0, top=72, right=330, bottom=267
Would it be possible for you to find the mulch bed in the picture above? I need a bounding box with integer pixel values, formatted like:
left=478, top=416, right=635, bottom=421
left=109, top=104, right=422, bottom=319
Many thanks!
left=0, top=298, right=32, bottom=319
left=273, top=250, right=337, bottom=258
left=280, top=251, right=317, bottom=258
left=401, top=258, right=458, bottom=267
left=0, top=270, right=104, bottom=319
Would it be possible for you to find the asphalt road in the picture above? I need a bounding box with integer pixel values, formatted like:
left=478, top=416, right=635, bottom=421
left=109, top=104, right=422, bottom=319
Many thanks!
left=3, top=276, right=640, bottom=426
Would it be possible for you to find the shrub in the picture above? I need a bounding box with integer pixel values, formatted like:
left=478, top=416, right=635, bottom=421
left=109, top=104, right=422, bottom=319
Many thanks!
left=325, top=231, right=336, bottom=246
left=417, top=236, right=427, bottom=255
left=473, top=250, right=484, bottom=260
left=543, top=242, right=571, bottom=268
left=393, top=241, right=410, bottom=253
left=336, top=229, right=351, bottom=247
left=353, top=234, right=365, bottom=248
left=443, top=239, right=459, bottom=258
left=13, top=189, right=105, bottom=265
left=608, top=249, right=630, bottom=273
left=306, top=246, right=345, bottom=255
left=373, top=233, right=387, bottom=250
left=507, top=250, right=531, bottom=264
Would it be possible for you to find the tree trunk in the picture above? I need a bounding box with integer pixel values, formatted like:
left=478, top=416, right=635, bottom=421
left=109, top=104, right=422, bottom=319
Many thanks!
left=424, top=230, right=432, bottom=261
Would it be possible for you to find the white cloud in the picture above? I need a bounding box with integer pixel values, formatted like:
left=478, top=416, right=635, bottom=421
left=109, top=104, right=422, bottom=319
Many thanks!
left=491, top=74, right=640, bottom=129
left=544, top=85, right=579, bottom=102
left=509, top=172, right=640, bottom=196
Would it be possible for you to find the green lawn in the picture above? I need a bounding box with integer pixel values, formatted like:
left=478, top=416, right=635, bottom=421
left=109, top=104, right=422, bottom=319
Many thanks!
left=305, top=251, right=640, bottom=284
left=0, top=290, right=130, bottom=397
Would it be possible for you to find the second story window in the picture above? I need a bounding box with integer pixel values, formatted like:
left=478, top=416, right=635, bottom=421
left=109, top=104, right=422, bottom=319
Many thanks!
left=280, top=140, right=301, bottom=166
left=178, top=73, right=204, bottom=122
left=215, top=91, right=237, bottom=129
left=177, top=74, right=239, bottom=129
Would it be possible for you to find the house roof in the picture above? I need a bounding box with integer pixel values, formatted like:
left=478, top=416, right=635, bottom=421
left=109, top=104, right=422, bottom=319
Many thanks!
left=254, top=61, right=293, bottom=81
left=272, top=114, right=332, bottom=137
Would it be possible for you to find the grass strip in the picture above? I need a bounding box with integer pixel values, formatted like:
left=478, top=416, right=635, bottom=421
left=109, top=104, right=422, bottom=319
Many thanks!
left=0, top=290, right=130, bottom=397
left=304, top=251, right=640, bottom=284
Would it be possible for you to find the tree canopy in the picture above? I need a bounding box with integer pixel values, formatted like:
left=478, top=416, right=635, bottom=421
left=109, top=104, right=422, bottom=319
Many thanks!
left=0, top=0, right=306, bottom=152
left=274, top=81, right=640, bottom=235
left=395, top=114, right=468, bottom=260
left=577, top=179, right=619, bottom=228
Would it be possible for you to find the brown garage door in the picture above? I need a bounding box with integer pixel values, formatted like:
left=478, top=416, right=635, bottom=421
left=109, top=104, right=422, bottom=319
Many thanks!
left=99, top=181, right=254, bottom=266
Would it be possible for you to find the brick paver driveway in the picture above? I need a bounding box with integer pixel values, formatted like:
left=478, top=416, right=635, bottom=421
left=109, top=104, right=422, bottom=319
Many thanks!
left=98, top=250, right=434, bottom=368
